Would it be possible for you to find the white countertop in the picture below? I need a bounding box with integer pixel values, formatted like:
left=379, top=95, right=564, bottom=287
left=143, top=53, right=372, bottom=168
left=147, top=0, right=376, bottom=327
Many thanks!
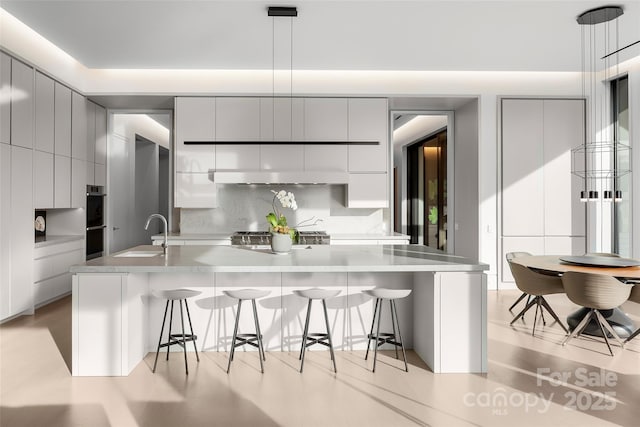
left=71, top=244, right=487, bottom=274
left=35, top=234, right=84, bottom=248
left=151, top=233, right=231, bottom=241
left=150, top=232, right=410, bottom=241
left=330, top=233, right=410, bottom=240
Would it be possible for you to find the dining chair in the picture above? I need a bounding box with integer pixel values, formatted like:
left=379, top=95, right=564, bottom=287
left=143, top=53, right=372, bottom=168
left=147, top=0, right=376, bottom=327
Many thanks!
left=624, top=284, right=640, bottom=344
left=505, top=252, right=533, bottom=312
left=561, top=271, right=633, bottom=355
left=507, top=261, right=568, bottom=336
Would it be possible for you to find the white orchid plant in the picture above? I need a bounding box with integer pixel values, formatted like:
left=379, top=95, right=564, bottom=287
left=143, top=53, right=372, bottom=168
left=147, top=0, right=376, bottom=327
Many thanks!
left=266, top=189, right=322, bottom=241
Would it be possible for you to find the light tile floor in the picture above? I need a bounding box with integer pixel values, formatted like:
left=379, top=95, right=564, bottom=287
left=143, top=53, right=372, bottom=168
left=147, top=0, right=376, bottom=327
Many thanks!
left=1, top=291, right=639, bottom=427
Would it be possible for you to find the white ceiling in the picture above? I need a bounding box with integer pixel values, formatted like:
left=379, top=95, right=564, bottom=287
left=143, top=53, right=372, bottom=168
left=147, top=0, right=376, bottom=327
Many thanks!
left=2, top=0, right=639, bottom=73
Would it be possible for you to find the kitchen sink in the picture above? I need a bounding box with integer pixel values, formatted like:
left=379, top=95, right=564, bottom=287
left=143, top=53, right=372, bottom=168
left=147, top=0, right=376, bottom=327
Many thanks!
left=113, top=250, right=163, bottom=258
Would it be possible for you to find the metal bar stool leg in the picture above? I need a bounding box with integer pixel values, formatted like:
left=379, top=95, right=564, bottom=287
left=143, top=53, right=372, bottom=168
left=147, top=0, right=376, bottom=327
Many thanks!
left=252, top=299, right=266, bottom=362
left=153, top=300, right=170, bottom=373
left=166, top=300, right=174, bottom=361
left=179, top=300, right=189, bottom=375
left=372, top=297, right=383, bottom=373
left=184, top=299, right=200, bottom=362
left=391, top=300, right=408, bottom=372
left=390, top=300, right=398, bottom=359
left=365, top=298, right=380, bottom=361
left=300, top=300, right=313, bottom=373
left=322, top=299, right=337, bottom=373
left=252, top=299, right=265, bottom=373
left=227, top=299, right=243, bottom=374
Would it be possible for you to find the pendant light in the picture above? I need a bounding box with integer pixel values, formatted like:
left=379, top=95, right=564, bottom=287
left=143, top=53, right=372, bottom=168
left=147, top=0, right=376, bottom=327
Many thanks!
left=571, top=6, right=631, bottom=202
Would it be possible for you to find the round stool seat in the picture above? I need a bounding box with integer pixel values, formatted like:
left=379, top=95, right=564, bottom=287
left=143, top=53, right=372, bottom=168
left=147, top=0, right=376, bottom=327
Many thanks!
left=153, top=289, right=202, bottom=300
left=363, top=288, right=411, bottom=300
left=294, top=288, right=341, bottom=300
left=224, top=289, right=270, bottom=300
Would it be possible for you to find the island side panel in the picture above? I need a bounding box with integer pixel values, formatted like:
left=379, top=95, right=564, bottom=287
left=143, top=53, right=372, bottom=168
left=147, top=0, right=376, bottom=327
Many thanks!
left=73, top=273, right=125, bottom=376
left=413, top=271, right=487, bottom=373
left=122, top=273, right=149, bottom=375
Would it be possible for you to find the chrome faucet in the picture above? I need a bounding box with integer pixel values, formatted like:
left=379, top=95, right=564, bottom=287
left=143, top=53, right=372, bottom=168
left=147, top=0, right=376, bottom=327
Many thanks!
left=145, top=214, right=168, bottom=255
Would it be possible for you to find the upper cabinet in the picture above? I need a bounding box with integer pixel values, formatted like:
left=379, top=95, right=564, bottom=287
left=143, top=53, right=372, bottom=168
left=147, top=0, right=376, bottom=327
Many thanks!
left=260, top=97, right=304, bottom=141
left=0, top=53, right=10, bottom=145
left=54, top=83, right=72, bottom=157
left=10, top=59, right=34, bottom=149
left=175, top=97, right=215, bottom=172
left=86, top=101, right=96, bottom=163
left=304, top=98, right=348, bottom=141
left=35, top=72, right=55, bottom=154
left=94, top=105, right=107, bottom=165
left=71, top=91, right=87, bottom=160
left=216, top=98, right=260, bottom=141
left=348, top=98, right=388, bottom=173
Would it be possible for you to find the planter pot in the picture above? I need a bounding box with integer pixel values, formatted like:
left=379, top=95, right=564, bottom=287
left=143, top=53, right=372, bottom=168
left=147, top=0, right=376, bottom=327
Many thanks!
left=271, top=232, right=292, bottom=254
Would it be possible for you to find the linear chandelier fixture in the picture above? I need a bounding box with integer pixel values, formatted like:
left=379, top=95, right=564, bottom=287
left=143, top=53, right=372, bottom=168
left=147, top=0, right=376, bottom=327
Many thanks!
left=571, top=6, right=631, bottom=203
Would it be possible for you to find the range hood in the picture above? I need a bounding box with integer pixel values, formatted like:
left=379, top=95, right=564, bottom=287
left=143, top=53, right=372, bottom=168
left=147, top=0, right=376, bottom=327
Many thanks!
left=211, top=170, right=349, bottom=185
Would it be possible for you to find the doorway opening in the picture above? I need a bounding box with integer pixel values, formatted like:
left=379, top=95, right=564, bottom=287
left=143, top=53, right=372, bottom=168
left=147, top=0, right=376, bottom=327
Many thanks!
left=392, top=112, right=452, bottom=250
left=407, top=129, right=448, bottom=249
left=108, top=112, right=171, bottom=254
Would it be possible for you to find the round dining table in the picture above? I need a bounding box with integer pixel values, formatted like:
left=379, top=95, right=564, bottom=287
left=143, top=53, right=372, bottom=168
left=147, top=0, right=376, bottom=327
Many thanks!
left=509, top=255, right=640, bottom=338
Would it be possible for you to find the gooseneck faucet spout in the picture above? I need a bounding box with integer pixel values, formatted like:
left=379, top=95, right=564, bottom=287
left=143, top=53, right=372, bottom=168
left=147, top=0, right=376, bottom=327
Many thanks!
left=145, top=214, right=168, bottom=255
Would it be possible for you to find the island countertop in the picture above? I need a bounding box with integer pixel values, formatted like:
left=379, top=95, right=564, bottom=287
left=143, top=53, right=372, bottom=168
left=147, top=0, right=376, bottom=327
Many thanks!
left=71, top=244, right=488, bottom=274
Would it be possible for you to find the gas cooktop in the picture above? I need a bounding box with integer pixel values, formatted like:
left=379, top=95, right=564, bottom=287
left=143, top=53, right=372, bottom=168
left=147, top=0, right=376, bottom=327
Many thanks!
left=231, top=231, right=330, bottom=245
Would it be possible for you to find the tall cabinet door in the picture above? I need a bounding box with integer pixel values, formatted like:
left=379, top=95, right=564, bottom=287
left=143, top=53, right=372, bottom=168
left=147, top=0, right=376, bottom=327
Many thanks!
left=35, top=72, right=55, bottom=153
left=0, top=143, right=11, bottom=319
left=10, top=59, right=34, bottom=149
left=10, top=146, right=33, bottom=315
left=71, top=92, right=87, bottom=160
left=54, top=83, right=72, bottom=157
left=0, top=53, right=10, bottom=145
left=543, top=99, right=585, bottom=236
left=501, top=99, right=544, bottom=236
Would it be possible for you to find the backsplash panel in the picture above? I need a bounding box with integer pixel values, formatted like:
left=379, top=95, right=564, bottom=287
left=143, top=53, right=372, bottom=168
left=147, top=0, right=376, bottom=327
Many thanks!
left=179, top=184, right=388, bottom=234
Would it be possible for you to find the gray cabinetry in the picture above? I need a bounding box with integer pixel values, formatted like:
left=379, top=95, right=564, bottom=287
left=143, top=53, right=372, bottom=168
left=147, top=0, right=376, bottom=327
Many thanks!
left=0, top=52, right=10, bottom=145
left=10, top=59, right=34, bottom=149
left=54, top=82, right=72, bottom=157
left=500, top=98, right=586, bottom=284
left=35, top=71, right=55, bottom=153
left=71, top=91, right=87, bottom=160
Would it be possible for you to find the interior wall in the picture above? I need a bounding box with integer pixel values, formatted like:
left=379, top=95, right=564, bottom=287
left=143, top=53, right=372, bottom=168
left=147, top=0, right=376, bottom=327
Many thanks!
left=454, top=100, right=479, bottom=260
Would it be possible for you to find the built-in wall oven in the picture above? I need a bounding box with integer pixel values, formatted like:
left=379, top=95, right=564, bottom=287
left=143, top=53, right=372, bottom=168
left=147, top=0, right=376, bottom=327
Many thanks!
left=86, top=185, right=106, bottom=260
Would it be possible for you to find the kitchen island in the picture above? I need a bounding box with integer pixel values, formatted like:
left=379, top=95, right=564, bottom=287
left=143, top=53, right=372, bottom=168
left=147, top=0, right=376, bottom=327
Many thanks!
left=70, top=244, right=488, bottom=376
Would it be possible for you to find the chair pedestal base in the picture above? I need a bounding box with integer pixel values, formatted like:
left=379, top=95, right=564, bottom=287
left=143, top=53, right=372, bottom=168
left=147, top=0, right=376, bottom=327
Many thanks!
left=567, top=307, right=635, bottom=339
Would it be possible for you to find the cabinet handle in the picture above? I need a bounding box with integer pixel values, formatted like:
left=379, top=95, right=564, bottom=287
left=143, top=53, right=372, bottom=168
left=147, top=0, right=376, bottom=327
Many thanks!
left=113, top=227, right=120, bottom=231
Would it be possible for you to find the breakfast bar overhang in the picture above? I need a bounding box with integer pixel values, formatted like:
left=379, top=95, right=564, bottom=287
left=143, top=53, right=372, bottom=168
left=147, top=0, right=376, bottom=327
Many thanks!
left=70, top=245, right=488, bottom=376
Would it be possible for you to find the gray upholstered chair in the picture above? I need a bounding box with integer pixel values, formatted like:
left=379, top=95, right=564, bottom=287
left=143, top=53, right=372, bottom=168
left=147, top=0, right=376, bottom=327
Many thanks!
left=561, top=271, right=633, bottom=355
left=506, top=252, right=533, bottom=311
left=624, top=284, right=640, bottom=344
left=507, top=261, right=568, bottom=336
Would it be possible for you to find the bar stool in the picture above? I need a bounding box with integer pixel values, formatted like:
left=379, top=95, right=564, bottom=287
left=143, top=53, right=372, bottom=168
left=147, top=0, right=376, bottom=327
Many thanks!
left=363, top=288, right=411, bottom=372
left=152, top=289, right=201, bottom=375
left=294, top=288, right=341, bottom=373
left=224, top=289, right=270, bottom=374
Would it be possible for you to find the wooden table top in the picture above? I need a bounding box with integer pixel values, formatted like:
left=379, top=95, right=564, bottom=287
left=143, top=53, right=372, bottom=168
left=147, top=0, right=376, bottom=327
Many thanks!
left=510, top=255, right=640, bottom=280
